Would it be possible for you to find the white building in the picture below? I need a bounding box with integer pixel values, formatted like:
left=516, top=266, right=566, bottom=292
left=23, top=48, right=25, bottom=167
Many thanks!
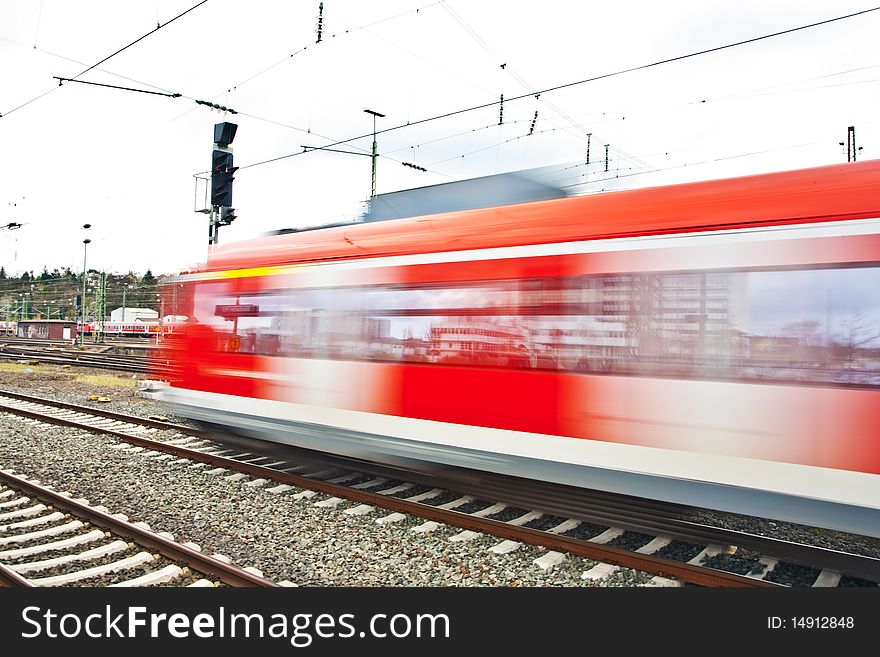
left=110, top=307, right=158, bottom=322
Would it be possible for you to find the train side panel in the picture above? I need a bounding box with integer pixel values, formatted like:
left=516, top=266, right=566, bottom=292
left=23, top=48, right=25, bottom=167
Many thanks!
left=160, top=163, right=880, bottom=536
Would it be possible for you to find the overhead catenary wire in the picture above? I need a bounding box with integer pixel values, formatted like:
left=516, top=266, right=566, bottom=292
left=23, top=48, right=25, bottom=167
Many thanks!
left=0, top=34, right=180, bottom=96
left=166, top=1, right=445, bottom=125
left=440, top=1, right=607, bottom=146
left=224, top=1, right=443, bottom=95
left=554, top=141, right=820, bottom=191
left=1, top=0, right=210, bottom=118
left=238, top=5, right=880, bottom=171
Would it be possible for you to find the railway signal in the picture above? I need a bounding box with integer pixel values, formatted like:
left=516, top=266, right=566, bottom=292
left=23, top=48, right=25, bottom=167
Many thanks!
left=211, top=149, right=235, bottom=207
left=208, top=122, right=239, bottom=247
left=219, top=205, right=237, bottom=225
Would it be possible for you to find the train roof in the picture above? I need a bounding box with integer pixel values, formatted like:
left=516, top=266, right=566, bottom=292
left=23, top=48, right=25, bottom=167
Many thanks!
left=206, top=159, right=880, bottom=272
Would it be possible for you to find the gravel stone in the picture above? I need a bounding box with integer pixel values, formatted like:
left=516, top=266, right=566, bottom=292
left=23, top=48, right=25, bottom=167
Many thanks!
left=701, top=550, right=765, bottom=576
left=763, top=561, right=822, bottom=587
left=522, top=514, right=570, bottom=531
left=486, top=506, right=530, bottom=522
left=453, top=499, right=495, bottom=514
left=652, top=540, right=704, bottom=563
left=606, top=531, right=655, bottom=551
left=562, top=522, right=609, bottom=541
left=838, top=575, right=878, bottom=587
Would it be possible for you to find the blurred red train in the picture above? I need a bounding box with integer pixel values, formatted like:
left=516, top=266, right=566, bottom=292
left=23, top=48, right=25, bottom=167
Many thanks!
left=159, top=160, right=880, bottom=537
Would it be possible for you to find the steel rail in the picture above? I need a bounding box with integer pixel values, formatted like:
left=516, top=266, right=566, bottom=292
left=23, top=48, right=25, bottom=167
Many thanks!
left=0, top=470, right=277, bottom=587
left=0, top=561, right=35, bottom=587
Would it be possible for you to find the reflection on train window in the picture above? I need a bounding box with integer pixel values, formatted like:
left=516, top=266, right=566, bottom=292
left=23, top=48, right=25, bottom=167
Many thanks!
left=200, top=266, right=880, bottom=386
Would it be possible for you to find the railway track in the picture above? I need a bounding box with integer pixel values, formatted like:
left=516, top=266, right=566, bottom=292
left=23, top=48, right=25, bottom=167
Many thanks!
left=0, top=469, right=280, bottom=588
left=0, top=343, right=172, bottom=375
left=0, top=388, right=877, bottom=587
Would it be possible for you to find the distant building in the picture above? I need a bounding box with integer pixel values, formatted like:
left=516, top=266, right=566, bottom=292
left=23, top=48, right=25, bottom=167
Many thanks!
left=17, top=320, right=77, bottom=340
left=110, top=307, right=158, bottom=322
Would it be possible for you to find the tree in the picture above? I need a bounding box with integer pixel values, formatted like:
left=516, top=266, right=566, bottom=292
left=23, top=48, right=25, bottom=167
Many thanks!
left=838, top=310, right=880, bottom=364
left=0, top=266, right=6, bottom=280
left=142, top=270, right=156, bottom=285
left=20, top=271, right=30, bottom=282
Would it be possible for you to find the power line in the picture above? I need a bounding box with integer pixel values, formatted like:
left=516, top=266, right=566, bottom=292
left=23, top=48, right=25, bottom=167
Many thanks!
left=1, top=0, right=210, bottom=118
left=67, top=0, right=210, bottom=84
left=239, top=5, right=880, bottom=171
left=0, top=34, right=179, bottom=96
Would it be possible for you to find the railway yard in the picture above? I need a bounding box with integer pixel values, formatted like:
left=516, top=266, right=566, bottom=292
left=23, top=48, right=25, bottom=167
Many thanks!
left=3, top=5, right=878, bottom=650
left=0, top=349, right=877, bottom=588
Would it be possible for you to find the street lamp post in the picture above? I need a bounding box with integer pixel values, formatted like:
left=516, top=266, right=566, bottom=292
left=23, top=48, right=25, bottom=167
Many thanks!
left=156, top=294, right=164, bottom=346
left=364, top=108, right=385, bottom=198
left=122, top=284, right=132, bottom=324
left=80, top=238, right=91, bottom=347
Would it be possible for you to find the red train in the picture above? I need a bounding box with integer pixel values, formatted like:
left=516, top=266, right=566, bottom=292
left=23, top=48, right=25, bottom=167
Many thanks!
left=159, top=160, right=880, bottom=537
left=81, top=321, right=178, bottom=337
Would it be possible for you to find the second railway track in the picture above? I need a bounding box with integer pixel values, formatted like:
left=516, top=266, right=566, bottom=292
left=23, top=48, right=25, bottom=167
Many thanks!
left=0, top=342, right=173, bottom=374
left=0, top=468, right=280, bottom=588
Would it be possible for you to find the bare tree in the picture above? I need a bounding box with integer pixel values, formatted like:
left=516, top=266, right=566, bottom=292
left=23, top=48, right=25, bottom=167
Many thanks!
left=838, top=310, right=880, bottom=364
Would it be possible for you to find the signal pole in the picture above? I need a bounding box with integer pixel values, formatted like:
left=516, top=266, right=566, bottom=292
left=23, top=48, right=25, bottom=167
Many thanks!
left=840, top=126, right=863, bottom=162
left=364, top=109, right=384, bottom=198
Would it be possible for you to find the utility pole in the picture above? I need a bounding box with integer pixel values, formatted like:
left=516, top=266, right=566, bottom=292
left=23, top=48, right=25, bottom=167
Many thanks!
left=840, top=126, right=862, bottom=162
left=122, top=284, right=131, bottom=324
left=364, top=108, right=384, bottom=198
left=98, top=272, right=107, bottom=342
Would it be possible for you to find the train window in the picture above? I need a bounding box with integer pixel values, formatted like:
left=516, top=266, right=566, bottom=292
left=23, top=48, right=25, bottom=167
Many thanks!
left=194, top=265, right=880, bottom=387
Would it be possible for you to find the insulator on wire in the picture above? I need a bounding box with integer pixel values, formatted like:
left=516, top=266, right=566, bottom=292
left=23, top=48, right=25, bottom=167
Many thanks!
left=499, top=94, right=504, bottom=125
left=528, top=111, right=538, bottom=136
left=317, top=2, right=324, bottom=43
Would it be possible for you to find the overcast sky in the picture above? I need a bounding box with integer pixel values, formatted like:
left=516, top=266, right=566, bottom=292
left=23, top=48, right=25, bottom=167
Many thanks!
left=1, top=0, right=878, bottom=277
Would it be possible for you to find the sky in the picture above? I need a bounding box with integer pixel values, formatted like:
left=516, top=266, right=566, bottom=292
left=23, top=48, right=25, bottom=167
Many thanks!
left=1, top=0, right=878, bottom=278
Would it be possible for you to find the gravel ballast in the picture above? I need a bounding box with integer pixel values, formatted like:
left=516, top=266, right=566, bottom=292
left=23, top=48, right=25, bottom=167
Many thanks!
left=0, top=405, right=652, bottom=587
